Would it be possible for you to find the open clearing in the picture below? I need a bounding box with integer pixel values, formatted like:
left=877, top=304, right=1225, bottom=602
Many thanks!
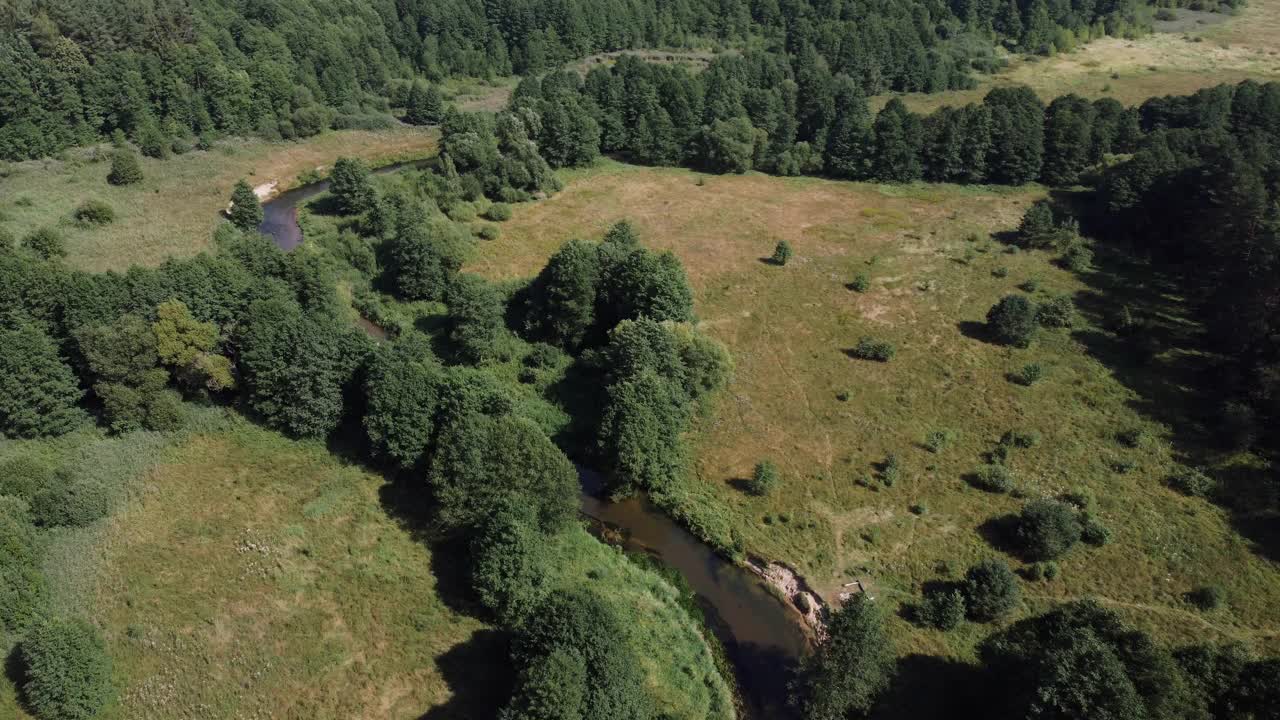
left=471, top=160, right=1280, bottom=660
left=0, top=127, right=438, bottom=273
left=880, top=0, right=1280, bottom=112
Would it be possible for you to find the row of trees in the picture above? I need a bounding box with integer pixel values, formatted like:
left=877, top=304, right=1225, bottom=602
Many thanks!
left=511, top=54, right=1151, bottom=186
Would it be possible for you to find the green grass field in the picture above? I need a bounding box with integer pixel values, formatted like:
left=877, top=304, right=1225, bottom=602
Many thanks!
left=0, top=127, right=438, bottom=273
left=471, top=161, right=1280, bottom=663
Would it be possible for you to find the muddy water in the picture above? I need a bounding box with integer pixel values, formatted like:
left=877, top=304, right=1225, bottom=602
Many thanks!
left=260, top=167, right=809, bottom=717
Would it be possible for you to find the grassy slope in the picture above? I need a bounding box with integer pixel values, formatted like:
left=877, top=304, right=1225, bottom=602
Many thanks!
left=469, top=161, right=1280, bottom=663
left=0, top=127, right=438, bottom=273
left=877, top=0, right=1280, bottom=113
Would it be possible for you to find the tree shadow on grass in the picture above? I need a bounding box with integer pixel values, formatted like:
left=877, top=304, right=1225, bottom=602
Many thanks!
left=956, top=320, right=993, bottom=344
left=5, top=644, right=30, bottom=714
left=872, top=654, right=986, bottom=720
left=417, top=629, right=514, bottom=720
left=976, top=514, right=1023, bottom=558
left=732, top=641, right=800, bottom=720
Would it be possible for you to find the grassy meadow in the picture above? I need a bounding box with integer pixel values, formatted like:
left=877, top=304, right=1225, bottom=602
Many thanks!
left=470, top=160, right=1280, bottom=662
left=0, top=127, right=438, bottom=273
left=877, top=0, right=1280, bottom=113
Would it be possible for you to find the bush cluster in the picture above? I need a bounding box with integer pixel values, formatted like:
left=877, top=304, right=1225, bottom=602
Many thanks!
left=850, top=337, right=896, bottom=362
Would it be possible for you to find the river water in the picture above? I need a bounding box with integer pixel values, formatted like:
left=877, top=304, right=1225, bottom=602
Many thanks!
left=258, top=162, right=809, bottom=717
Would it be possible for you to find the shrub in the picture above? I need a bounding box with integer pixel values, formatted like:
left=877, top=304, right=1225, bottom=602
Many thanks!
left=963, top=559, right=1021, bottom=621
left=1019, top=278, right=1041, bottom=292
left=1016, top=200, right=1057, bottom=249
left=1036, top=295, right=1076, bottom=328
left=1060, top=240, right=1093, bottom=272
left=1001, top=429, right=1041, bottom=449
left=21, top=616, right=114, bottom=720
left=987, top=295, right=1038, bottom=347
left=1060, top=486, right=1096, bottom=512
left=447, top=201, right=478, bottom=222
left=524, top=343, right=563, bottom=370
left=476, top=224, right=500, bottom=240
left=73, top=200, right=115, bottom=226
left=1169, top=468, right=1215, bottom=497
left=748, top=460, right=780, bottom=496
left=1013, top=498, right=1082, bottom=561
left=23, top=227, right=67, bottom=260
left=972, top=464, right=1014, bottom=493
left=1010, top=362, right=1044, bottom=386
left=1116, top=427, right=1148, bottom=448
left=881, top=454, right=901, bottom=486
left=849, top=273, right=870, bottom=292
left=29, top=472, right=110, bottom=529
left=228, top=180, right=263, bottom=232
left=0, top=455, right=54, bottom=501
left=135, top=123, right=170, bottom=159
left=850, top=337, right=896, bottom=362
left=1080, top=513, right=1112, bottom=546
left=106, top=149, right=143, bottom=185
left=170, top=136, right=193, bottom=155
left=484, top=202, right=512, bottom=221
left=919, top=588, right=966, bottom=630
left=1186, top=585, right=1224, bottom=611
left=925, top=429, right=956, bottom=454
left=910, top=502, right=928, bottom=515
left=992, top=266, right=1009, bottom=278
left=771, top=240, right=793, bottom=266
left=1026, top=561, right=1059, bottom=581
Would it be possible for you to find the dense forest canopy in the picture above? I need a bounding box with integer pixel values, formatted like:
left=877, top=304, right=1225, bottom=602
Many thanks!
left=0, top=0, right=1191, bottom=159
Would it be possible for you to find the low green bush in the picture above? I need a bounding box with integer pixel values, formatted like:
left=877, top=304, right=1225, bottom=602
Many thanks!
left=23, top=227, right=67, bottom=260
left=29, top=471, right=110, bottom=528
left=881, top=454, right=900, bottom=487
left=476, top=224, right=500, bottom=240
left=850, top=337, right=895, bottom=362
left=924, top=429, right=956, bottom=454
left=849, top=273, right=870, bottom=292
left=73, top=200, right=116, bottom=226
left=971, top=464, right=1013, bottom=493
left=1186, top=585, right=1225, bottom=611
left=919, top=588, right=966, bottom=631
left=484, top=202, right=513, bottom=221
left=771, top=240, right=793, bottom=266
left=1001, top=428, right=1041, bottom=448
left=1010, top=363, right=1043, bottom=386
left=1036, top=295, right=1076, bottom=328
left=1169, top=467, right=1215, bottom=498
left=1080, top=513, right=1112, bottom=546
left=0, top=497, right=47, bottom=633
left=1013, top=498, right=1082, bottom=561
left=963, top=559, right=1020, bottom=622
left=1117, top=427, right=1149, bottom=448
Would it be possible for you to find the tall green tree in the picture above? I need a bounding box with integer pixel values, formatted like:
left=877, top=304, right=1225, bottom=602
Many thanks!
left=228, top=179, right=263, bottom=232
left=985, top=86, right=1045, bottom=185
left=329, top=157, right=375, bottom=215
left=0, top=321, right=84, bottom=438
left=405, top=80, right=444, bottom=126
left=790, top=593, right=895, bottom=720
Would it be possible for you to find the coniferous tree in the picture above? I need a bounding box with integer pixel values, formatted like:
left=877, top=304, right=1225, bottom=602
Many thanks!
left=329, top=157, right=375, bottom=215
left=825, top=76, right=872, bottom=179
left=871, top=99, right=924, bottom=182
left=0, top=321, right=85, bottom=438
left=985, top=86, right=1045, bottom=185
left=107, top=148, right=142, bottom=185
left=405, top=81, right=444, bottom=126
left=228, top=179, right=263, bottom=232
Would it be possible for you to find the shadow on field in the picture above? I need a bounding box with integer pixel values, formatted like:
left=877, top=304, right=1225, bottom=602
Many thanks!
left=1059, top=220, right=1280, bottom=562
left=418, top=629, right=514, bottom=720
left=872, top=654, right=986, bottom=720
left=4, top=645, right=30, bottom=714
left=956, top=320, right=993, bottom=344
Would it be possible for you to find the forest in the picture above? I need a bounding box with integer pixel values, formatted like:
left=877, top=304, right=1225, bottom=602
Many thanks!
left=0, top=0, right=1183, bottom=160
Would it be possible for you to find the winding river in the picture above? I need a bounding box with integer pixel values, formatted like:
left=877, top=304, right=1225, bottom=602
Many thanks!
left=258, top=163, right=809, bottom=717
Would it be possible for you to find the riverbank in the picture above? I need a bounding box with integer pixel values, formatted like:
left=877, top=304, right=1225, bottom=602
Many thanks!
left=0, top=126, right=439, bottom=272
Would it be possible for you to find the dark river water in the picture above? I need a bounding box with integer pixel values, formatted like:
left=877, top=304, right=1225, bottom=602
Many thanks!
left=259, top=163, right=809, bottom=717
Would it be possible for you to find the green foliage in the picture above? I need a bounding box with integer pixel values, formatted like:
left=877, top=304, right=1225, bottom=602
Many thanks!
left=1016, top=200, right=1058, bottom=249
left=470, top=500, right=553, bottom=624
left=1002, top=428, right=1042, bottom=449
left=924, top=429, right=956, bottom=454
left=849, top=272, right=870, bottom=292
left=237, top=296, right=368, bottom=438
left=972, top=463, right=1014, bottom=493
left=772, top=240, right=794, bottom=266
left=698, top=117, right=756, bottom=174
left=1010, top=362, right=1044, bottom=386
left=1116, top=427, right=1149, bottom=448
left=153, top=299, right=234, bottom=393
left=106, top=149, right=142, bottom=186
left=747, top=460, right=780, bottom=496
left=1060, top=238, right=1094, bottom=272
left=29, top=470, right=110, bottom=529
left=1036, top=294, right=1076, bottom=328
left=445, top=274, right=506, bottom=364
left=73, top=200, right=115, bottom=226
left=329, top=157, right=376, bottom=215
left=849, top=337, right=896, bottom=362
left=790, top=593, right=895, bottom=720
left=505, top=590, right=652, bottom=720
left=362, top=335, right=444, bottom=469
left=0, top=496, right=46, bottom=633
left=980, top=601, right=1192, bottom=720
left=0, top=321, right=85, bottom=438
left=386, top=218, right=466, bottom=302
left=881, top=453, right=901, bottom=486
left=521, top=239, right=600, bottom=349
left=23, top=227, right=67, bottom=260
left=987, top=294, right=1038, bottom=347
left=1013, top=498, right=1083, bottom=561
left=21, top=616, right=114, bottom=720
left=964, top=558, right=1021, bottom=621
left=405, top=81, right=444, bottom=126
left=76, top=314, right=173, bottom=432
left=428, top=411, right=578, bottom=534
left=484, top=202, right=512, bottom=222
left=1187, top=585, right=1225, bottom=611
left=1080, top=513, right=1112, bottom=546
left=228, top=180, right=263, bottom=232
left=596, top=244, right=695, bottom=331
left=919, top=588, right=966, bottom=631
left=1169, top=467, right=1215, bottom=498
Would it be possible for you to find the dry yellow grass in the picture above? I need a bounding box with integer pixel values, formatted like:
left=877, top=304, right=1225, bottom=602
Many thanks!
left=879, top=0, right=1280, bottom=113
left=472, top=161, right=1280, bottom=661
left=0, top=127, right=438, bottom=272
